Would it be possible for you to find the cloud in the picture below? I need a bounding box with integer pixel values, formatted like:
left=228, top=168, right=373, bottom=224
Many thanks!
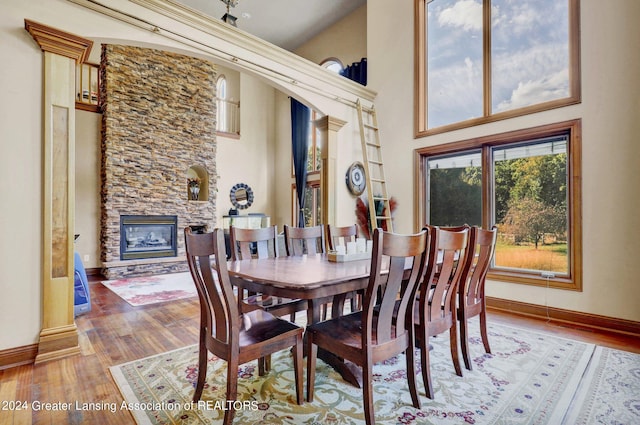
left=495, top=69, right=569, bottom=111
left=438, top=0, right=483, bottom=31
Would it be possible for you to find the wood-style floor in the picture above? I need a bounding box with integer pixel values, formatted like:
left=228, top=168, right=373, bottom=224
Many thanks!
left=1, top=275, right=639, bottom=425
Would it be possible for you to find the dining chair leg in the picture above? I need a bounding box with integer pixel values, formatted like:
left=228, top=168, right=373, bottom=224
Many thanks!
left=306, top=337, right=318, bottom=402
left=459, top=313, right=473, bottom=371
left=406, top=345, right=421, bottom=409
left=193, top=344, right=208, bottom=402
left=420, top=332, right=434, bottom=399
left=480, top=308, right=492, bottom=354
left=224, top=358, right=239, bottom=425
left=293, top=335, right=304, bottom=405
left=363, top=361, right=375, bottom=425
left=449, top=322, right=463, bottom=377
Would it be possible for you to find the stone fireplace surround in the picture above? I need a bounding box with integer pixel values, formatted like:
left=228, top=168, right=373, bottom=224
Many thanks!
left=100, top=44, right=217, bottom=279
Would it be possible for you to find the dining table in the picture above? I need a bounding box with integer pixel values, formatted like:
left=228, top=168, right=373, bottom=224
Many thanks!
left=227, top=253, right=391, bottom=388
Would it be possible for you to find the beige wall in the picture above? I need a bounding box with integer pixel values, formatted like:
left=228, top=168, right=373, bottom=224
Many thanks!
left=75, top=111, right=101, bottom=268
left=294, top=5, right=367, bottom=68
left=367, top=0, right=640, bottom=322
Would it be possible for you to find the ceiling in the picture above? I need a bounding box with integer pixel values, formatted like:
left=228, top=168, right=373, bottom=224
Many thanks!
left=174, top=0, right=366, bottom=51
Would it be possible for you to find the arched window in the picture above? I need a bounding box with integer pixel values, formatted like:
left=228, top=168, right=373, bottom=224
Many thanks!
left=216, top=75, right=228, bottom=133
left=320, top=58, right=343, bottom=74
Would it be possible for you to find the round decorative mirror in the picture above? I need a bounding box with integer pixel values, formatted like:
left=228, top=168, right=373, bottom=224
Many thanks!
left=230, top=183, right=254, bottom=210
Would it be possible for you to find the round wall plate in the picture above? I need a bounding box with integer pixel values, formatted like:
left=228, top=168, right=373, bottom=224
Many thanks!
left=346, top=162, right=366, bottom=196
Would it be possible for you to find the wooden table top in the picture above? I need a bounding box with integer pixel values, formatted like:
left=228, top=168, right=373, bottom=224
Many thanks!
left=227, top=253, right=383, bottom=300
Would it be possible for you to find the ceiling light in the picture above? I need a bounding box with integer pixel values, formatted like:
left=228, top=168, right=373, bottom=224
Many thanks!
left=220, top=0, right=239, bottom=27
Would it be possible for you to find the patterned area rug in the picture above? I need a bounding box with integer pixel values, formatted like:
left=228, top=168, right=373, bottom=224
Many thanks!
left=102, top=272, right=197, bottom=306
left=110, top=320, right=596, bottom=424
left=563, top=346, right=640, bottom=424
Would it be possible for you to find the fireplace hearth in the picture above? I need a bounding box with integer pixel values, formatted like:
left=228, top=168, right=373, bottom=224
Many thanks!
left=120, top=215, right=178, bottom=260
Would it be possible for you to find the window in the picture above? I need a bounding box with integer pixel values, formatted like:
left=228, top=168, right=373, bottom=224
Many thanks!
left=216, top=75, right=227, bottom=132
left=414, top=0, right=580, bottom=135
left=215, top=75, right=240, bottom=135
left=292, top=182, right=321, bottom=228
left=417, top=120, right=582, bottom=290
left=320, top=57, right=344, bottom=74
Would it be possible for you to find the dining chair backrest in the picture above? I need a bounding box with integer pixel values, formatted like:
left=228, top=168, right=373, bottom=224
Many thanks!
left=364, top=227, right=429, bottom=346
left=229, top=225, right=279, bottom=260
left=184, top=227, right=239, bottom=350
left=459, top=226, right=497, bottom=309
left=283, top=224, right=325, bottom=256
left=421, top=225, right=469, bottom=325
left=326, top=224, right=358, bottom=251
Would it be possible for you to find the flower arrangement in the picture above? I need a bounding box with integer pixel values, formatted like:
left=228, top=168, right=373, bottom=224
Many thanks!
left=355, top=196, right=397, bottom=239
left=187, top=177, right=201, bottom=200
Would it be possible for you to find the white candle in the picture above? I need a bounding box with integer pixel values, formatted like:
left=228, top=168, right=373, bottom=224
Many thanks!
left=346, top=241, right=357, bottom=255
left=356, top=237, right=366, bottom=253
left=366, top=240, right=373, bottom=253
left=336, top=245, right=346, bottom=255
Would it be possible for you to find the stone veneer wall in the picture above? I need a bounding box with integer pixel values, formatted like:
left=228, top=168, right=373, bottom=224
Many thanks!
left=100, top=45, right=217, bottom=279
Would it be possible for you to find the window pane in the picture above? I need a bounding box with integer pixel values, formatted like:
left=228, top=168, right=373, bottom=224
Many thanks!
left=427, top=151, right=482, bottom=226
left=491, top=0, right=569, bottom=113
left=492, top=137, right=568, bottom=274
left=427, top=0, right=483, bottom=128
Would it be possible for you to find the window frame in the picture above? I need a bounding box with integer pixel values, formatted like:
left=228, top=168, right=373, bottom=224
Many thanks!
left=414, top=0, right=581, bottom=137
left=414, top=119, right=582, bottom=290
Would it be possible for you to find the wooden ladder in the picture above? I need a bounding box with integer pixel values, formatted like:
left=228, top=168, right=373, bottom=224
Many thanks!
left=356, top=99, right=393, bottom=232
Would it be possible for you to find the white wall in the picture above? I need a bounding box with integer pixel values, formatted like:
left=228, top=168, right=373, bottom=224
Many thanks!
left=367, top=0, right=640, bottom=322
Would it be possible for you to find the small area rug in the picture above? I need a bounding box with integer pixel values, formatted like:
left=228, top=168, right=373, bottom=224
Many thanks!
left=110, top=320, right=598, bottom=424
left=102, top=272, right=197, bottom=306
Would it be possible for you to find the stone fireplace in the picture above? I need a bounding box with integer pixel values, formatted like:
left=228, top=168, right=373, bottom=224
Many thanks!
left=100, top=45, right=217, bottom=279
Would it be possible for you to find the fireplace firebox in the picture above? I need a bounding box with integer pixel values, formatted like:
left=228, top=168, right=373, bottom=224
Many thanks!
left=120, top=215, right=178, bottom=260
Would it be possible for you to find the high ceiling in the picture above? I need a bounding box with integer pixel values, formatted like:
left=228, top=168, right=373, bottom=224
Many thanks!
left=174, top=0, right=366, bottom=51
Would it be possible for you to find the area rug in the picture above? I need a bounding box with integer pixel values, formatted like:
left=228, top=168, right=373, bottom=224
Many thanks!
left=562, top=346, right=640, bottom=424
left=102, top=272, right=197, bottom=306
left=110, top=320, right=595, bottom=424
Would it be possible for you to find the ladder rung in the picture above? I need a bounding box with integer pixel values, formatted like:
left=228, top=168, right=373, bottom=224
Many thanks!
left=370, top=178, right=386, bottom=183
left=369, top=160, right=383, bottom=165
left=366, top=142, right=380, bottom=148
left=376, top=216, right=392, bottom=220
left=373, top=196, right=389, bottom=201
left=363, top=123, right=378, bottom=131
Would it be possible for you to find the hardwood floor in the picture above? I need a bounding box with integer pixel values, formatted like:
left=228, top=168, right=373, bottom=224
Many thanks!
left=1, top=275, right=639, bottom=425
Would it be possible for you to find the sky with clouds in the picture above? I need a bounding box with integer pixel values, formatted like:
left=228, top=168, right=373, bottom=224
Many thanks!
left=427, top=0, right=569, bottom=128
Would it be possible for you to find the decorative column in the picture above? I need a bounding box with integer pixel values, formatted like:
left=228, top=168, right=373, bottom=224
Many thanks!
left=315, top=115, right=346, bottom=226
left=25, top=20, right=92, bottom=363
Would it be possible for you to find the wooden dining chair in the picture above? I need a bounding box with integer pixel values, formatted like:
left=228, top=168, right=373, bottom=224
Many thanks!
left=457, top=225, right=497, bottom=370
left=184, top=227, right=304, bottom=425
left=229, top=225, right=307, bottom=321
left=326, top=223, right=357, bottom=251
left=283, top=224, right=325, bottom=256
left=415, top=225, right=469, bottom=399
left=325, top=224, right=360, bottom=316
left=306, top=228, right=429, bottom=424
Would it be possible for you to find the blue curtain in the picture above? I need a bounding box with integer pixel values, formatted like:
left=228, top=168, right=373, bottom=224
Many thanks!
left=291, top=98, right=310, bottom=227
left=340, top=57, right=367, bottom=86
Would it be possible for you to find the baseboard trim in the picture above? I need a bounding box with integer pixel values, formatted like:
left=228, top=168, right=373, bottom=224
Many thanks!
left=0, top=344, right=38, bottom=370
left=487, top=296, right=640, bottom=337
left=85, top=267, right=102, bottom=277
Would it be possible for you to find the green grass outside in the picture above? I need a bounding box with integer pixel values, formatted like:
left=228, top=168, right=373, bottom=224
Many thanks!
left=494, top=241, right=568, bottom=273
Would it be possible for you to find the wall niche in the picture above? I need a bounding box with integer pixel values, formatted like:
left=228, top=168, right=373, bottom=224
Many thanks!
left=187, top=165, right=209, bottom=201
